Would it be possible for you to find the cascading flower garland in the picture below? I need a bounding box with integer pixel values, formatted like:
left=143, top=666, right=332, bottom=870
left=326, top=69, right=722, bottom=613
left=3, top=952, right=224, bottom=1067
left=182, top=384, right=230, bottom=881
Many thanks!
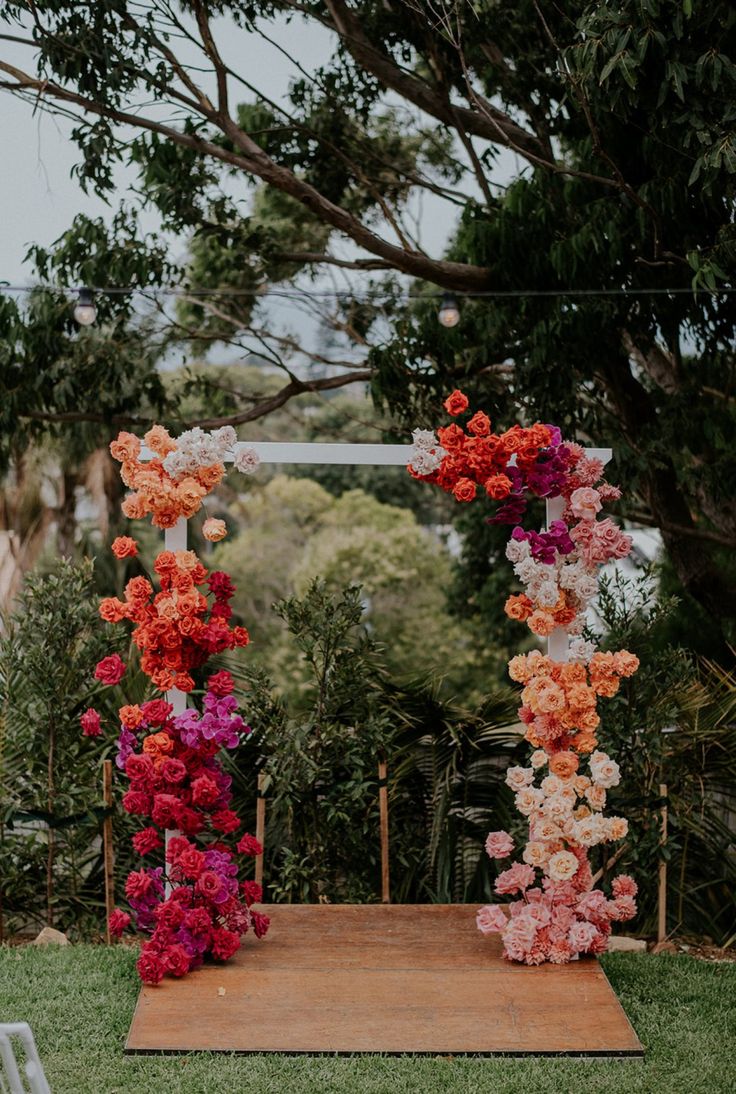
left=408, top=391, right=639, bottom=965
left=81, top=424, right=268, bottom=985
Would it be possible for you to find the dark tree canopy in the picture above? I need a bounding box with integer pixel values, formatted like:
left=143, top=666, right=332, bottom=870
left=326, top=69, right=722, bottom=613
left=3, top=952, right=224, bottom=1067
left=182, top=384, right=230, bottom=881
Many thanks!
left=0, top=1, right=735, bottom=633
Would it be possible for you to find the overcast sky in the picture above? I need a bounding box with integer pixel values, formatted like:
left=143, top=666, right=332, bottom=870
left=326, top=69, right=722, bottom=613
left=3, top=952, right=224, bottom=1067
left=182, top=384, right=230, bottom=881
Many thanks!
left=0, top=12, right=463, bottom=291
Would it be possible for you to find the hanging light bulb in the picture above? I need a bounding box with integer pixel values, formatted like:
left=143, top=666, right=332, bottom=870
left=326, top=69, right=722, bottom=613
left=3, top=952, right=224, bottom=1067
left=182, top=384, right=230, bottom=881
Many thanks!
left=438, top=292, right=460, bottom=328
left=73, top=287, right=97, bottom=327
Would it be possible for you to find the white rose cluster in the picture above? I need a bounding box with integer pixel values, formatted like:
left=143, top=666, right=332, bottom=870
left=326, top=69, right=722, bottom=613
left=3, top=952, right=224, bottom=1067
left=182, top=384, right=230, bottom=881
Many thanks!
left=408, top=429, right=446, bottom=476
left=162, top=426, right=237, bottom=481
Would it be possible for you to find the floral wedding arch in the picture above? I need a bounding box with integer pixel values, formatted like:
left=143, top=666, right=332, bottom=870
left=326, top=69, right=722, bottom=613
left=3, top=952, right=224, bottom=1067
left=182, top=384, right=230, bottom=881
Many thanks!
left=81, top=400, right=637, bottom=981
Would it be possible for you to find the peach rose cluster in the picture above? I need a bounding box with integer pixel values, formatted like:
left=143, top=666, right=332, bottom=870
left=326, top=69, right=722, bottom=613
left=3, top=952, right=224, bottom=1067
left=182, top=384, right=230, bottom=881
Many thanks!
left=110, top=425, right=234, bottom=530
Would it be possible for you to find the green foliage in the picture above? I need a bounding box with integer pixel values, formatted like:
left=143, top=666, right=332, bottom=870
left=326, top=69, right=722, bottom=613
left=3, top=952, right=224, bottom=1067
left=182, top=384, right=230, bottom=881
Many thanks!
left=0, top=210, right=172, bottom=474
left=594, top=572, right=736, bottom=944
left=229, top=581, right=394, bottom=903
left=212, top=474, right=501, bottom=698
left=225, top=578, right=519, bottom=905
left=0, top=559, right=120, bottom=935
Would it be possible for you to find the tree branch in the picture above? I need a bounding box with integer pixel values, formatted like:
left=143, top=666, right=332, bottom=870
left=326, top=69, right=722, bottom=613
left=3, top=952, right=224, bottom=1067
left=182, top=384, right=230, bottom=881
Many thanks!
left=320, top=0, right=546, bottom=161
left=0, top=61, right=490, bottom=292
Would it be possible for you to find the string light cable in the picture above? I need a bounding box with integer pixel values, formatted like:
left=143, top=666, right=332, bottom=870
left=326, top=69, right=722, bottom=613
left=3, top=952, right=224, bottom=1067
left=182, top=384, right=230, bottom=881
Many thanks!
left=0, top=282, right=732, bottom=327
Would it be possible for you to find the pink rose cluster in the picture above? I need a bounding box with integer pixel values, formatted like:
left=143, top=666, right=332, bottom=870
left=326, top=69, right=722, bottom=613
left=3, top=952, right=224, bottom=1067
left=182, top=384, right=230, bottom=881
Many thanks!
left=476, top=831, right=637, bottom=964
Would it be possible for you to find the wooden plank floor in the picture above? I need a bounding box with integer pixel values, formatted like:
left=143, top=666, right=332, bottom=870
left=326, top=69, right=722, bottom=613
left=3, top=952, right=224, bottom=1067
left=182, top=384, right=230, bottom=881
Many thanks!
left=125, top=904, right=643, bottom=1056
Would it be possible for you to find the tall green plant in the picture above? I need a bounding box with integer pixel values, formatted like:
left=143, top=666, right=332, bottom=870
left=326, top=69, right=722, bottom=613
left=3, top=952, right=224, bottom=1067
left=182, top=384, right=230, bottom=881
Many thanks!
left=225, top=580, right=521, bottom=904
left=595, top=572, right=736, bottom=944
left=0, top=559, right=117, bottom=935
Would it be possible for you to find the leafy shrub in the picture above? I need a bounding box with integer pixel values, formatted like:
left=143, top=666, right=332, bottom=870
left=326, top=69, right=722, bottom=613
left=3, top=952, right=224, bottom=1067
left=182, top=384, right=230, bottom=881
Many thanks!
left=595, top=572, right=736, bottom=944
left=225, top=579, right=520, bottom=904
left=0, top=559, right=119, bottom=936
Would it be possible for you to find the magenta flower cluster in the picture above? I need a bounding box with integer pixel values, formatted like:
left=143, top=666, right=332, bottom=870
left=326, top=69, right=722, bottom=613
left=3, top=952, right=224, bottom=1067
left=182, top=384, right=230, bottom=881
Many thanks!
left=511, top=520, right=575, bottom=564
left=176, top=690, right=249, bottom=750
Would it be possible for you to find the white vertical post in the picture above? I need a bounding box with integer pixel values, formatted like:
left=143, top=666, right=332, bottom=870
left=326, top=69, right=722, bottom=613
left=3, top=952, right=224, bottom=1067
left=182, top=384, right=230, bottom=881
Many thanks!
left=545, top=495, right=569, bottom=664
left=163, top=517, right=188, bottom=893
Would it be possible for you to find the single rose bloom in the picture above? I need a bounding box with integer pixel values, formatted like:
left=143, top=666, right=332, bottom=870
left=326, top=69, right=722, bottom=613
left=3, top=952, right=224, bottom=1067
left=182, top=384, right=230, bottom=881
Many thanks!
left=570, top=487, right=602, bottom=521
left=476, top=904, right=508, bottom=934
left=504, top=593, right=533, bottom=622
left=207, top=670, right=235, bottom=697
left=119, top=704, right=144, bottom=729
left=94, top=654, right=126, bottom=686
left=137, top=948, right=165, bottom=985
left=80, top=708, right=102, bottom=737
left=466, top=410, right=491, bottom=437
left=99, top=597, right=128, bottom=623
left=522, top=841, right=550, bottom=868
left=549, top=751, right=579, bottom=779
left=452, top=477, right=477, bottom=503
left=132, top=827, right=163, bottom=855
left=236, top=833, right=263, bottom=857
left=162, top=943, right=191, bottom=978
left=241, top=880, right=263, bottom=905
left=484, top=830, right=514, bottom=859
left=111, top=535, right=139, bottom=559
left=144, top=424, right=177, bottom=457
left=212, top=809, right=241, bottom=834
left=203, top=517, right=227, bottom=542
left=484, top=473, right=512, bottom=500
left=443, top=389, right=469, bottom=416
left=546, top=850, right=580, bottom=882
left=108, top=908, right=131, bottom=937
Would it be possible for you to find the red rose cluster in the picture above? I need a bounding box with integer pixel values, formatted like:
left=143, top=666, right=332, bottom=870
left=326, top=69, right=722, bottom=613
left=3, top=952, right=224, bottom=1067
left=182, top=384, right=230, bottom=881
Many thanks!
left=101, top=672, right=268, bottom=983
left=409, top=389, right=555, bottom=505
left=98, top=550, right=249, bottom=693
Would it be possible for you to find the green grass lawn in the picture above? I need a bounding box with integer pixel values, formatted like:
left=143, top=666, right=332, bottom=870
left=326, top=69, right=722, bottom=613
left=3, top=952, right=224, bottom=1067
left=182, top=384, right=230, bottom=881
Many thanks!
left=1, top=944, right=734, bottom=1094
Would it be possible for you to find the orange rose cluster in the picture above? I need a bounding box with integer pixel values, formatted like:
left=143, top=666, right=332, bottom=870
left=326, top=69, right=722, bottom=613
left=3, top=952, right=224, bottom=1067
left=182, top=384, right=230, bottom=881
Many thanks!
left=409, top=389, right=553, bottom=505
left=110, top=426, right=228, bottom=530
left=99, top=548, right=249, bottom=693
left=509, top=650, right=639, bottom=756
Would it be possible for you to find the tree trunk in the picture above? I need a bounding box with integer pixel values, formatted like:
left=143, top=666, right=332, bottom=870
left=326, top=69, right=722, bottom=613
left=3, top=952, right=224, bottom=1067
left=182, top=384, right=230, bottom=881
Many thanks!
left=598, top=356, right=736, bottom=629
left=56, top=469, right=78, bottom=558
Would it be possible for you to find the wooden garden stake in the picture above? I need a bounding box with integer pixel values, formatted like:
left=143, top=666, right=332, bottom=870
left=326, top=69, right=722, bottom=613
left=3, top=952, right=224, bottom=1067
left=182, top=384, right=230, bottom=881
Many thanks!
left=255, top=772, right=267, bottom=892
left=378, top=759, right=390, bottom=904
left=102, top=760, right=115, bottom=944
left=657, top=783, right=668, bottom=943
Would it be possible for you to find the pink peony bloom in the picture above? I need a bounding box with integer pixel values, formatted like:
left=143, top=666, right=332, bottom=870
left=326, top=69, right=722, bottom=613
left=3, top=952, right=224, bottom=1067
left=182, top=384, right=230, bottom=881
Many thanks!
left=476, top=905, right=508, bottom=934
left=484, top=830, right=514, bottom=859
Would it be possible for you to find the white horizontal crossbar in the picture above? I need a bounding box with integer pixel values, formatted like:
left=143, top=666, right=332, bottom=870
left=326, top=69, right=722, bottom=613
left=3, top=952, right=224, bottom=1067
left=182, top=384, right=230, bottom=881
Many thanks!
left=140, top=442, right=612, bottom=467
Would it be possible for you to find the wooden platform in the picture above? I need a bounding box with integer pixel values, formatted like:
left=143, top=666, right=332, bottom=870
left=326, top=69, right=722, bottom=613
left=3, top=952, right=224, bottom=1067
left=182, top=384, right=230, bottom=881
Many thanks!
left=125, top=904, right=643, bottom=1056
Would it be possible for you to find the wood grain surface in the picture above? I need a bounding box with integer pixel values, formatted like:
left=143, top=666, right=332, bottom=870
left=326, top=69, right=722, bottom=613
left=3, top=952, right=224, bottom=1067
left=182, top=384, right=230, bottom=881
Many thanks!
left=125, top=904, right=643, bottom=1056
